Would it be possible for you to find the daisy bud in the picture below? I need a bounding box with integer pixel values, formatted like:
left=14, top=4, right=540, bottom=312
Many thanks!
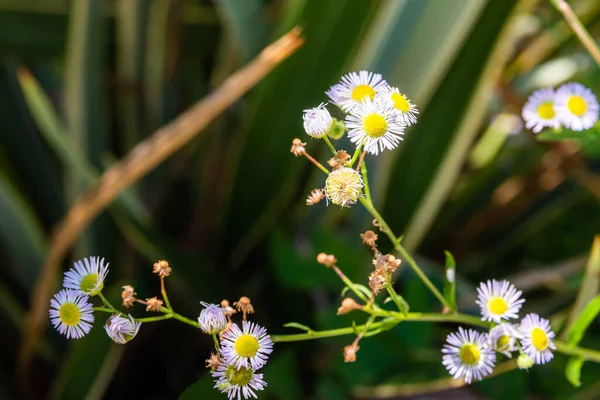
left=343, top=343, right=360, bottom=363
left=290, top=138, right=306, bottom=156
left=105, top=314, right=141, bottom=344
left=198, top=302, right=228, bottom=334
left=303, top=103, right=333, bottom=138
left=517, top=354, right=534, bottom=370
left=325, top=167, right=363, bottom=207
left=233, top=297, right=254, bottom=315
left=145, top=297, right=163, bottom=312
left=121, top=285, right=136, bottom=308
left=153, top=260, right=171, bottom=278
left=316, top=253, right=336, bottom=268
left=327, top=119, right=346, bottom=140
left=360, top=230, right=378, bottom=248
left=337, top=298, right=362, bottom=315
left=306, top=188, right=326, bottom=206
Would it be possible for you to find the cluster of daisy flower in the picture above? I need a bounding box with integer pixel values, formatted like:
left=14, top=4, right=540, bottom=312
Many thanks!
left=199, top=298, right=273, bottom=400
left=443, top=279, right=556, bottom=384
left=522, top=82, right=599, bottom=133
left=293, top=70, right=418, bottom=208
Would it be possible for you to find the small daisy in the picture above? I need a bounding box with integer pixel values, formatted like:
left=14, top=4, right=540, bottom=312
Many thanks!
left=303, top=103, right=333, bottom=138
left=442, top=327, right=496, bottom=384
left=520, top=313, right=556, bottom=365
left=326, top=70, right=387, bottom=110
left=476, top=279, right=525, bottom=323
left=521, top=88, right=561, bottom=133
left=221, top=321, right=273, bottom=370
left=198, top=301, right=228, bottom=335
left=325, top=167, right=363, bottom=207
left=212, top=361, right=266, bottom=400
left=488, top=323, right=522, bottom=358
left=345, top=97, right=405, bottom=155
left=375, top=85, right=419, bottom=126
left=555, top=82, right=599, bottom=131
left=105, top=314, right=141, bottom=344
left=49, top=289, right=94, bottom=339
left=63, top=256, right=109, bottom=296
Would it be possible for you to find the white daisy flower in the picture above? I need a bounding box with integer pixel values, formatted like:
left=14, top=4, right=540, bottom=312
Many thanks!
left=221, top=321, right=274, bottom=370
left=49, top=289, right=94, bottom=339
left=325, top=167, right=363, bottom=207
left=521, top=88, right=561, bottom=133
left=63, top=256, right=109, bottom=296
left=520, top=313, right=556, bottom=365
left=375, top=85, right=419, bottom=126
left=555, top=82, right=599, bottom=131
left=212, top=361, right=266, bottom=400
left=104, top=314, right=141, bottom=344
left=476, top=279, right=525, bottom=323
left=442, top=327, right=496, bottom=384
left=303, top=103, right=333, bottom=138
left=345, top=97, right=405, bottom=155
left=198, top=301, right=228, bottom=334
left=326, top=70, right=387, bottom=111
left=488, top=323, right=522, bottom=358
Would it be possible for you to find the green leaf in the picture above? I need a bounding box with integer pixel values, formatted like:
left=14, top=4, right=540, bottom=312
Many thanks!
left=443, top=250, right=457, bottom=311
left=214, top=0, right=268, bottom=60
left=536, top=126, right=600, bottom=142
left=565, top=356, right=584, bottom=387
left=567, top=294, right=600, bottom=346
left=283, top=322, right=314, bottom=333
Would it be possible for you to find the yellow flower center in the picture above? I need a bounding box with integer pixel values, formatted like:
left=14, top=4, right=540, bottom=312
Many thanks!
left=488, top=297, right=508, bottom=315
left=226, top=365, right=253, bottom=386
left=537, top=102, right=555, bottom=119
left=567, top=96, right=587, bottom=116
left=325, top=168, right=363, bottom=207
left=59, top=303, right=81, bottom=326
left=235, top=334, right=259, bottom=357
left=459, top=343, right=480, bottom=365
left=391, top=93, right=410, bottom=113
left=80, top=273, right=102, bottom=294
left=496, top=335, right=510, bottom=350
left=363, top=114, right=388, bottom=138
left=351, top=85, right=376, bottom=101
left=531, top=327, right=548, bottom=351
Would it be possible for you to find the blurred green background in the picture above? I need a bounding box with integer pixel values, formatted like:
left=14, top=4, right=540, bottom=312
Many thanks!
left=2, top=0, right=600, bottom=399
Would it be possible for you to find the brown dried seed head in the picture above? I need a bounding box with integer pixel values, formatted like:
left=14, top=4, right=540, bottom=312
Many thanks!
left=360, top=230, right=378, bottom=248
left=327, top=150, right=351, bottom=170
left=369, top=269, right=387, bottom=295
left=146, top=297, right=164, bottom=312
left=316, top=253, right=337, bottom=267
left=234, top=296, right=255, bottom=314
left=206, top=353, right=222, bottom=370
left=343, top=343, right=360, bottom=363
left=221, top=299, right=237, bottom=316
left=290, top=138, right=307, bottom=156
left=153, top=260, right=172, bottom=278
left=337, top=297, right=362, bottom=315
left=121, top=285, right=136, bottom=308
left=306, top=188, right=326, bottom=206
left=384, top=254, right=401, bottom=273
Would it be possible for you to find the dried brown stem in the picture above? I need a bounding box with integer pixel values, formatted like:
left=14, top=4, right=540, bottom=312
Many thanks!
left=19, top=27, right=304, bottom=373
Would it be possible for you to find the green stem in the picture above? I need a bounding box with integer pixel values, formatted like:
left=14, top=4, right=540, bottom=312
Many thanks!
left=323, top=135, right=337, bottom=155
left=161, top=278, right=173, bottom=311
left=272, top=317, right=398, bottom=342
left=171, top=312, right=200, bottom=328
left=360, top=160, right=371, bottom=204
left=135, top=315, right=172, bottom=323
left=212, top=333, right=221, bottom=351
left=358, top=197, right=450, bottom=308
left=333, top=265, right=370, bottom=303
left=347, top=145, right=363, bottom=167
left=93, top=307, right=116, bottom=313
left=97, top=292, right=117, bottom=311
left=386, top=280, right=409, bottom=315
left=555, top=340, right=600, bottom=363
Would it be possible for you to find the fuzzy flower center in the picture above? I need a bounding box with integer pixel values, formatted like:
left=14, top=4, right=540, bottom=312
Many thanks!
left=363, top=114, right=388, bottom=138
left=226, top=365, right=253, bottom=386
left=325, top=168, right=363, bottom=207
left=80, top=273, right=101, bottom=293
left=496, top=335, right=510, bottom=350
left=59, top=303, right=81, bottom=326
left=459, top=343, right=480, bottom=365
left=537, top=102, right=555, bottom=119
left=531, top=327, right=549, bottom=351
left=487, top=297, right=508, bottom=315
left=351, top=85, right=375, bottom=101
left=391, top=93, right=410, bottom=113
left=567, top=96, right=587, bottom=116
left=235, top=334, right=259, bottom=357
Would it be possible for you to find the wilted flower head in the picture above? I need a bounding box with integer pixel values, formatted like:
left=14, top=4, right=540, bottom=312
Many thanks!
left=306, top=188, right=326, bottom=206
left=303, top=103, right=333, bottom=138
left=337, top=298, right=362, bottom=315
left=49, top=289, right=94, bottom=339
left=316, top=253, right=337, bottom=268
left=105, top=314, right=141, bottom=344
left=198, top=302, right=227, bottom=334
left=221, top=299, right=237, bottom=317
left=290, top=138, right=306, bottom=156
left=368, top=269, right=387, bottom=295
left=327, top=150, right=351, bottom=170
left=234, top=297, right=254, bottom=316
left=360, top=230, right=378, bottom=248
left=153, top=260, right=172, bottom=278
left=373, top=254, right=401, bottom=274
left=343, top=343, right=360, bottom=363
left=206, top=353, right=223, bottom=370
left=146, top=297, right=163, bottom=312
left=121, top=285, right=136, bottom=308
left=325, top=167, right=363, bottom=207
left=63, top=257, right=109, bottom=296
